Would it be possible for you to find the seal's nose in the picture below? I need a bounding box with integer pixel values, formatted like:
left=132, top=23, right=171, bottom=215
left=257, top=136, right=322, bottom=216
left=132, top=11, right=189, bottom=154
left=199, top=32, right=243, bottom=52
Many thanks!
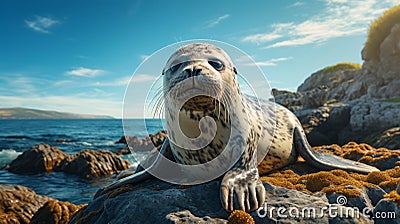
left=184, top=67, right=202, bottom=77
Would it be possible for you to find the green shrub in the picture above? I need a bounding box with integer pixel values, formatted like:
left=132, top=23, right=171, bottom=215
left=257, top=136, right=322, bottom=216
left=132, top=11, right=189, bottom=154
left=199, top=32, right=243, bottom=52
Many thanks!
left=314, top=62, right=362, bottom=76
left=364, top=5, right=400, bottom=60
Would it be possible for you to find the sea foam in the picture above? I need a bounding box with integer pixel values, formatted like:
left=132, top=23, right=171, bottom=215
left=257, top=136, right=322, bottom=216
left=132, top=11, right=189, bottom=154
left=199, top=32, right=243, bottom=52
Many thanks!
left=0, top=149, right=21, bottom=167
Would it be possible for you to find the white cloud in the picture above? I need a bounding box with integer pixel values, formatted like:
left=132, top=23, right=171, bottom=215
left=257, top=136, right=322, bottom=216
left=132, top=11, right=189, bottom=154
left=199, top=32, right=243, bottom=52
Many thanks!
left=242, top=33, right=282, bottom=44
left=25, top=16, right=60, bottom=34
left=0, top=75, right=42, bottom=95
left=94, top=74, right=157, bottom=87
left=288, top=1, right=305, bottom=7
left=245, top=57, right=293, bottom=67
left=207, top=14, right=230, bottom=27
left=242, top=0, right=400, bottom=48
left=66, top=67, right=107, bottom=77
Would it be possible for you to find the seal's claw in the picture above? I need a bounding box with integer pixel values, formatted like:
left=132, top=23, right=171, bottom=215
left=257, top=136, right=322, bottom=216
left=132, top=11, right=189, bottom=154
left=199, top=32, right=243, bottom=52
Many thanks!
left=221, top=169, right=265, bottom=212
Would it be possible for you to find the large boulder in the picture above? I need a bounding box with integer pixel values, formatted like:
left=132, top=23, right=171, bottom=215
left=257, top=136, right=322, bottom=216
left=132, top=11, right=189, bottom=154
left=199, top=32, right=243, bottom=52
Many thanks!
left=70, top=142, right=399, bottom=224
left=0, top=185, right=51, bottom=224
left=349, top=99, right=400, bottom=134
left=56, top=150, right=131, bottom=179
left=286, top=99, right=400, bottom=146
left=6, top=144, right=68, bottom=174
left=30, top=200, right=86, bottom=224
left=6, top=144, right=131, bottom=179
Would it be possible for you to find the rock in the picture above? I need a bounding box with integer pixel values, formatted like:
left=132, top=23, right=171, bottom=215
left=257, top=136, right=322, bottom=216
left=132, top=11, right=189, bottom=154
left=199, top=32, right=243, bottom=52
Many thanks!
left=30, top=200, right=86, bottom=224
left=116, top=147, right=130, bottom=155
left=57, top=150, right=131, bottom=178
left=366, top=127, right=400, bottom=150
left=55, top=138, right=72, bottom=143
left=272, top=88, right=303, bottom=111
left=70, top=179, right=371, bottom=224
left=289, top=99, right=400, bottom=146
left=397, top=182, right=400, bottom=195
left=71, top=141, right=400, bottom=224
left=7, top=144, right=130, bottom=179
left=300, top=85, right=329, bottom=109
left=167, top=210, right=227, bottom=224
left=365, top=186, right=387, bottom=206
left=373, top=199, right=400, bottom=223
left=70, top=180, right=228, bottom=224
left=298, top=68, right=363, bottom=102
left=298, top=23, right=400, bottom=102
left=0, top=184, right=51, bottom=224
left=349, top=99, right=400, bottom=134
left=116, top=131, right=167, bottom=153
left=294, top=104, right=350, bottom=146
left=6, top=144, right=68, bottom=174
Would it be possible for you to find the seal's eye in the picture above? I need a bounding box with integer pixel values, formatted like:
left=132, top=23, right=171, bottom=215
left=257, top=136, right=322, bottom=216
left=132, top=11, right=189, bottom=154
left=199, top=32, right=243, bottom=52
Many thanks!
left=208, top=60, right=224, bottom=71
left=168, top=63, right=182, bottom=73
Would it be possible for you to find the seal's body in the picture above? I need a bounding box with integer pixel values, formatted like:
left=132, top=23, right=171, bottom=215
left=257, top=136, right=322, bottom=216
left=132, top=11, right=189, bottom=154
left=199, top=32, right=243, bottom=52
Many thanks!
left=98, top=43, right=379, bottom=212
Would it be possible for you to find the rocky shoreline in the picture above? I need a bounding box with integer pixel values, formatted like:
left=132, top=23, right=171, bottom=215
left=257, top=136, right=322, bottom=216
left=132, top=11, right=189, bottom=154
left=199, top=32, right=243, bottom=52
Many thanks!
left=1, top=7, right=400, bottom=224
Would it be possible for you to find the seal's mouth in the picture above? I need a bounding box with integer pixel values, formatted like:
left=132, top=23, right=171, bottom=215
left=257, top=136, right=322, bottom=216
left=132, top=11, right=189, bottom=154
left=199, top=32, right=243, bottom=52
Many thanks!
left=182, top=95, right=215, bottom=111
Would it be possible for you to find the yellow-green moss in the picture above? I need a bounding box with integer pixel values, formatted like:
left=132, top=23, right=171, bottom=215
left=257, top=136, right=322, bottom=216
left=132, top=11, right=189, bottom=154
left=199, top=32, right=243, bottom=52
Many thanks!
left=227, top=210, right=255, bottom=224
left=365, top=4, right=400, bottom=60
left=384, top=190, right=400, bottom=206
left=261, top=142, right=400, bottom=199
left=314, top=62, right=362, bottom=76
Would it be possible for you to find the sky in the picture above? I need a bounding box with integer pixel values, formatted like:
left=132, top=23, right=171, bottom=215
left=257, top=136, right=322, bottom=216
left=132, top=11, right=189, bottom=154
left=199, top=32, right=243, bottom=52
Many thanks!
left=1, top=0, right=399, bottom=118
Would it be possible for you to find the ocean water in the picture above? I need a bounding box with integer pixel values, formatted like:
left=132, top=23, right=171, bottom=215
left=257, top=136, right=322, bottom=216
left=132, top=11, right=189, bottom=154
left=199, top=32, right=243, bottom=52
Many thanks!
left=0, top=119, right=163, bottom=204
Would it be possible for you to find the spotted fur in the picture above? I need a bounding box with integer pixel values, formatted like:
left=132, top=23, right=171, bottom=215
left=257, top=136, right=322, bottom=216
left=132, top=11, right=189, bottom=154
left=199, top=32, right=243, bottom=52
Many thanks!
left=98, top=43, right=379, bottom=213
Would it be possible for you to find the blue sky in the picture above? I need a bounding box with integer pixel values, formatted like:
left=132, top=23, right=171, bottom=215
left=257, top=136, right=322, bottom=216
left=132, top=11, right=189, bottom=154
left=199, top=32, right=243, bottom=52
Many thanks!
left=0, top=0, right=399, bottom=118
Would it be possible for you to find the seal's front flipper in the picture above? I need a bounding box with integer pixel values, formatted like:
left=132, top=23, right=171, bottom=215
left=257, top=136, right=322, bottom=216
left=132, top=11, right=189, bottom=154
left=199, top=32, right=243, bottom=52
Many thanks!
left=94, top=138, right=173, bottom=199
left=294, top=128, right=380, bottom=174
left=221, top=168, right=265, bottom=212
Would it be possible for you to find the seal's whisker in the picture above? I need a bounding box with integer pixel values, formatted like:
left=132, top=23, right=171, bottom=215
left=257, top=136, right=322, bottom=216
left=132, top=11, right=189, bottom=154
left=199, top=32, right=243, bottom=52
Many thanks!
left=153, top=97, right=165, bottom=120
left=150, top=94, right=164, bottom=116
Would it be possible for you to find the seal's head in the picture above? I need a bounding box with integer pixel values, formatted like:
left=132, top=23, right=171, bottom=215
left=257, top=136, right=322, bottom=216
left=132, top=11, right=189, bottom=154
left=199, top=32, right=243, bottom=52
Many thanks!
left=162, top=43, right=239, bottom=110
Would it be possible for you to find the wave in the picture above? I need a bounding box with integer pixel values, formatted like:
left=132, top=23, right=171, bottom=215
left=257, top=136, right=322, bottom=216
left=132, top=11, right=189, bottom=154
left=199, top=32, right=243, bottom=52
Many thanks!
left=0, top=149, right=21, bottom=167
left=80, top=142, right=92, bottom=146
left=4, top=135, right=32, bottom=139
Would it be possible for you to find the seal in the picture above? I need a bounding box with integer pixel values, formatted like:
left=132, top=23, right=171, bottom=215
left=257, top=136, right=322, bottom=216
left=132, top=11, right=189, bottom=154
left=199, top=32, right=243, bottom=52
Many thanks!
left=97, top=43, right=380, bottom=212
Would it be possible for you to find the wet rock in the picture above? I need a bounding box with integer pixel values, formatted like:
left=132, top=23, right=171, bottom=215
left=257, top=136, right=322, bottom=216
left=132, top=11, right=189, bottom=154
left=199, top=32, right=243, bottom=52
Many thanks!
left=30, top=200, right=86, bottom=224
left=57, top=150, right=131, bottom=179
left=7, top=144, right=130, bottom=179
left=366, top=127, right=400, bottom=150
left=116, top=131, right=167, bottom=153
left=0, top=184, right=51, bottom=224
left=7, top=144, right=68, bottom=174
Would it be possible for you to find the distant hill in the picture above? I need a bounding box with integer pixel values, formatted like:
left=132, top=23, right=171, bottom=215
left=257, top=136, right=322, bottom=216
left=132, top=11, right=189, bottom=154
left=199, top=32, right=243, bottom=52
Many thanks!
left=0, top=108, right=114, bottom=119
